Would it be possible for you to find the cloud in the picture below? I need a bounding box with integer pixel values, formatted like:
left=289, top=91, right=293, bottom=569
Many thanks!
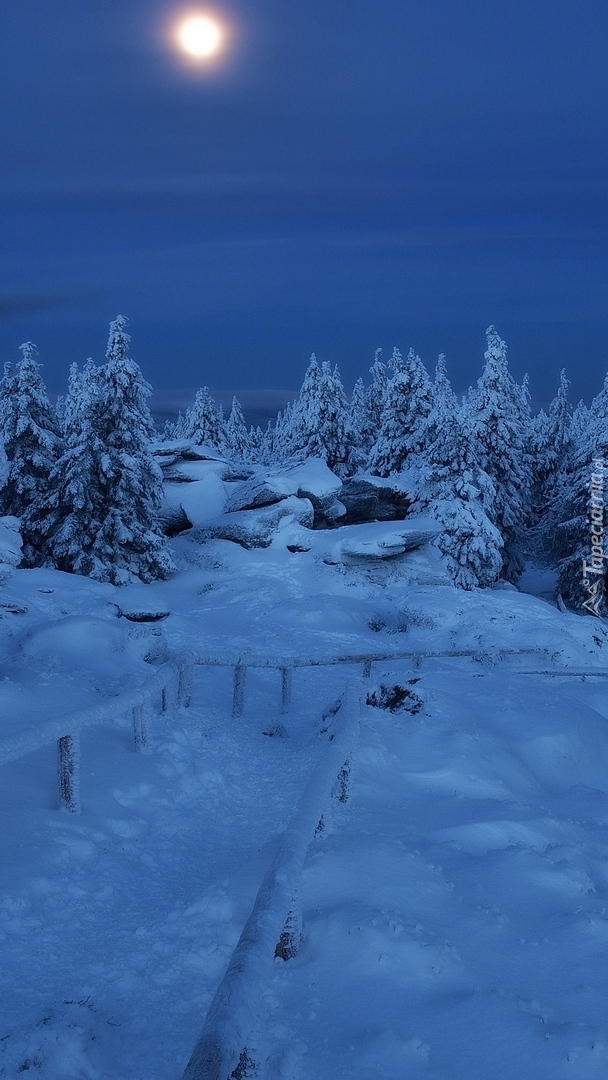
left=0, top=292, right=92, bottom=319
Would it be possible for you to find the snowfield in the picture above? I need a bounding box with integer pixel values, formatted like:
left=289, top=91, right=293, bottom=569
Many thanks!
left=1, top=499, right=608, bottom=1079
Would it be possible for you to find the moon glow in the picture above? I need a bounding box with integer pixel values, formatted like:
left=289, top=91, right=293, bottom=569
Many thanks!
left=176, top=14, right=223, bottom=59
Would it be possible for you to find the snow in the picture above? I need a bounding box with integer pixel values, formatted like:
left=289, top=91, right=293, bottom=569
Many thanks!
left=2, top=500, right=608, bottom=1078
left=178, top=473, right=229, bottom=526
left=0, top=516, right=21, bottom=582
left=285, top=458, right=343, bottom=501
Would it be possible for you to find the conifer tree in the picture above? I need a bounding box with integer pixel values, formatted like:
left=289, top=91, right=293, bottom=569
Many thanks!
left=368, top=347, right=433, bottom=476
left=288, top=356, right=352, bottom=475
left=36, top=359, right=107, bottom=577
left=183, top=386, right=225, bottom=448
left=82, top=316, right=175, bottom=583
left=224, top=397, right=250, bottom=461
left=416, top=406, right=503, bottom=589
left=348, top=377, right=369, bottom=473
left=552, top=376, right=607, bottom=613
left=0, top=343, right=62, bottom=565
left=0, top=435, right=8, bottom=495
left=530, top=369, right=573, bottom=529
left=467, top=326, right=531, bottom=582
left=423, top=353, right=458, bottom=447
left=361, top=349, right=387, bottom=452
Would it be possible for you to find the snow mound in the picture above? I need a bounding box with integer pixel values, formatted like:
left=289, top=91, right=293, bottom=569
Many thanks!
left=179, top=473, right=229, bottom=526
left=0, top=998, right=119, bottom=1080
left=17, top=616, right=151, bottom=685
left=285, top=458, right=343, bottom=502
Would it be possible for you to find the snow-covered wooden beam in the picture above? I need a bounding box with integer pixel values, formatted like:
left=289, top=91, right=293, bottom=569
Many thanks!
left=0, top=653, right=196, bottom=809
left=57, top=733, right=80, bottom=813
left=181, top=682, right=361, bottom=1080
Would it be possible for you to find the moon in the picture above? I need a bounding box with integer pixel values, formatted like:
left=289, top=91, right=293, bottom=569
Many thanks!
left=176, top=14, right=223, bottom=60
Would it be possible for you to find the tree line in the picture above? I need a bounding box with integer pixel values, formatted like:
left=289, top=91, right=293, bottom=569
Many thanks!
left=0, top=320, right=606, bottom=614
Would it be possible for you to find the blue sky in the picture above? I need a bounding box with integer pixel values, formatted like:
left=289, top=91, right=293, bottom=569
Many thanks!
left=1, top=1, right=607, bottom=417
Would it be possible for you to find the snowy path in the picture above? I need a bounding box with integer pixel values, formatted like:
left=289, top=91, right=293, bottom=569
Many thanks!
left=0, top=666, right=343, bottom=1079
left=3, top=655, right=608, bottom=1079
left=266, top=664, right=608, bottom=1080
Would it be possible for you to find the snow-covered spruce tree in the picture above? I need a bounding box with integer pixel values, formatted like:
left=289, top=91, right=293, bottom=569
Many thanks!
left=529, top=369, right=573, bottom=532
left=269, top=401, right=298, bottom=464
left=60, top=358, right=97, bottom=436
left=34, top=360, right=108, bottom=576
left=467, top=327, right=531, bottom=582
left=368, top=347, right=433, bottom=477
left=422, top=353, right=459, bottom=448
left=162, top=411, right=189, bottom=440
left=183, top=385, right=224, bottom=448
left=0, top=343, right=62, bottom=565
left=224, top=396, right=250, bottom=461
left=246, top=423, right=266, bottom=463
left=347, top=377, right=370, bottom=473
left=0, top=362, right=18, bottom=436
left=254, top=419, right=277, bottom=466
left=74, top=317, right=174, bottom=584
left=357, top=348, right=387, bottom=455
left=284, top=353, right=322, bottom=462
left=0, top=434, right=8, bottom=493
left=288, top=356, right=353, bottom=475
left=415, top=403, right=503, bottom=588
left=551, top=376, right=608, bottom=613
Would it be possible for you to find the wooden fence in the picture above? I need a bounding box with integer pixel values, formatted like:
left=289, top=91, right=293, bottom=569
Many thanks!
left=1, top=642, right=605, bottom=1078
left=0, top=644, right=561, bottom=814
left=0, top=653, right=196, bottom=813
left=180, top=682, right=361, bottom=1080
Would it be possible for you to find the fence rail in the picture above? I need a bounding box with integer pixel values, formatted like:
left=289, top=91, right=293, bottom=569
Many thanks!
left=0, top=653, right=196, bottom=813
left=181, top=682, right=361, bottom=1080
left=188, top=645, right=557, bottom=718
left=0, top=644, right=585, bottom=812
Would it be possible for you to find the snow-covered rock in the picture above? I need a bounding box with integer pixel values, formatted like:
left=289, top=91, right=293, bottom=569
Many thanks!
left=151, top=439, right=225, bottom=462
left=115, top=583, right=171, bottom=622
left=339, top=474, right=412, bottom=524
left=286, top=459, right=342, bottom=503
left=179, top=473, right=230, bottom=527
left=224, top=474, right=295, bottom=514
left=330, top=517, right=439, bottom=562
left=193, top=496, right=314, bottom=549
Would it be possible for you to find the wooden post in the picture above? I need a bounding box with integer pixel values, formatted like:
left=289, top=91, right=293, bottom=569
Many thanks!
left=280, top=666, right=293, bottom=715
left=132, top=701, right=151, bottom=752
left=57, top=733, right=80, bottom=813
left=178, top=662, right=194, bottom=708
left=362, top=659, right=372, bottom=678
left=334, top=759, right=351, bottom=803
left=275, top=888, right=303, bottom=961
left=232, top=660, right=246, bottom=718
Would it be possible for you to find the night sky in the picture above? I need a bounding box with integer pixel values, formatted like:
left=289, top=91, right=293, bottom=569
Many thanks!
left=1, top=1, right=607, bottom=420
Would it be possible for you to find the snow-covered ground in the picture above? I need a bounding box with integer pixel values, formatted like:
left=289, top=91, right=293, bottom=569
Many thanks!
left=2, top=494, right=608, bottom=1079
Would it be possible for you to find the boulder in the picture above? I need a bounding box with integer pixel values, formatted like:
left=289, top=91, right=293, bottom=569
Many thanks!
left=224, top=474, right=295, bottom=513
left=159, top=502, right=193, bottom=537
left=284, top=458, right=343, bottom=527
left=194, top=496, right=315, bottom=549
left=114, top=584, right=171, bottom=622
left=326, top=517, right=440, bottom=563
left=339, top=475, right=412, bottom=525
